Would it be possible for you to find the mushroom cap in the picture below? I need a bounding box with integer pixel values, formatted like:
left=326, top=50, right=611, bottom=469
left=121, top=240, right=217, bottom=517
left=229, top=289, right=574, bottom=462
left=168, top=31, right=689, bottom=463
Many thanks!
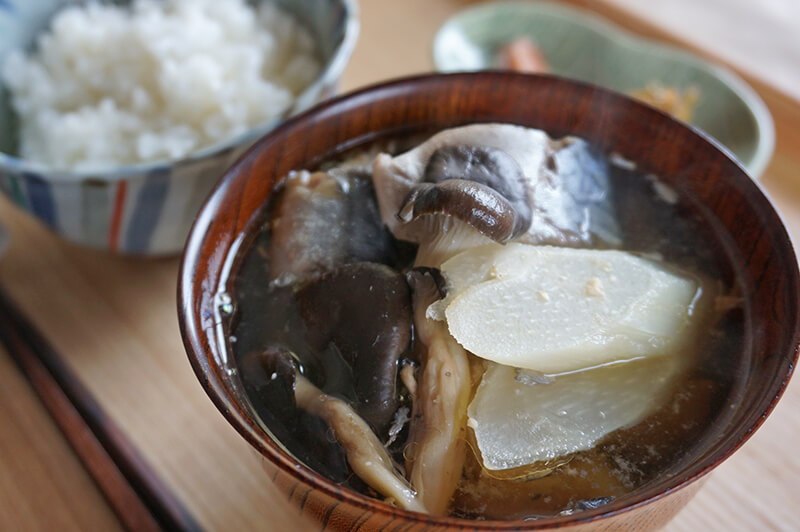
left=399, top=179, right=528, bottom=244
left=268, top=169, right=397, bottom=283
left=297, top=262, right=413, bottom=435
left=371, top=124, right=550, bottom=244
left=424, top=145, right=530, bottom=204
left=398, top=145, right=533, bottom=243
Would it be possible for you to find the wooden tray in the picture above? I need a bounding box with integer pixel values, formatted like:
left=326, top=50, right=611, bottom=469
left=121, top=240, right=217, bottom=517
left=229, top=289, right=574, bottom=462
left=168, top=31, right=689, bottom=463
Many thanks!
left=1, top=1, right=798, bottom=530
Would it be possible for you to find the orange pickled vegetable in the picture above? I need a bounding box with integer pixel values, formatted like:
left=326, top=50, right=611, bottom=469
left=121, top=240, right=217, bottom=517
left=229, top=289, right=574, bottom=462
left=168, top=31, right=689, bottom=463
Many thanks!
left=495, top=37, right=550, bottom=73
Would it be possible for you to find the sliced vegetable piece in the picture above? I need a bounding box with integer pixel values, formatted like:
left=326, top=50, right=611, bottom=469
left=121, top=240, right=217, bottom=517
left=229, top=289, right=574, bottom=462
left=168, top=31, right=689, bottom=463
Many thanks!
left=495, top=37, right=550, bottom=73
left=468, top=356, right=679, bottom=471
left=442, top=243, right=704, bottom=374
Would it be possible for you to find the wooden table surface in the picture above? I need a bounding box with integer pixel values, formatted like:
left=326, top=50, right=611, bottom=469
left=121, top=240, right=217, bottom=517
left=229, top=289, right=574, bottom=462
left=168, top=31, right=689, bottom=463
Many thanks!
left=1, top=1, right=798, bottom=531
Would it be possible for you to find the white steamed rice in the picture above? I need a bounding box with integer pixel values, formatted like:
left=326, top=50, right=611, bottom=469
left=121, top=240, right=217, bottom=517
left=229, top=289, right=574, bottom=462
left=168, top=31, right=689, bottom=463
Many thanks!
left=2, top=0, right=321, bottom=170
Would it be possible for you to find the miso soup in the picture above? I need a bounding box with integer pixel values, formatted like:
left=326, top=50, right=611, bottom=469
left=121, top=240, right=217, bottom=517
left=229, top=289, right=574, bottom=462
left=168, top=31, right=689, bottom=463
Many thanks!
left=223, top=124, right=749, bottom=520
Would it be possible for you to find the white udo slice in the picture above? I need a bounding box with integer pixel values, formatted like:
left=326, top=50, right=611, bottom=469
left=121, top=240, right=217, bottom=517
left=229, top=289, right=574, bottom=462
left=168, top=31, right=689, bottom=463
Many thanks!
left=442, top=244, right=700, bottom=374
left=468, top=356, right=678, bottom=471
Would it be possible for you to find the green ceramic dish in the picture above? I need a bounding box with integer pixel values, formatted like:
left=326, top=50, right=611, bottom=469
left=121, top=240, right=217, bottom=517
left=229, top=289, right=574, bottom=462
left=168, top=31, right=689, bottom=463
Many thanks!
left=433, top=1, right=774, bottom=178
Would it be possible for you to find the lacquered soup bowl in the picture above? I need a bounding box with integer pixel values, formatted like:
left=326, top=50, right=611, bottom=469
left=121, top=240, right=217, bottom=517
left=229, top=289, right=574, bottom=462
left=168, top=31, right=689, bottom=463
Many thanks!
left=179, top=73, right=799, bottom=531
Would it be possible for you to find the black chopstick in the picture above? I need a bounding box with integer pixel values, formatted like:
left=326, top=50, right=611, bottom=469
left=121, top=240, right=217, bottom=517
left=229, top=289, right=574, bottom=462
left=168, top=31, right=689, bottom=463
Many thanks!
left=0, top=286, right=203, bottom=532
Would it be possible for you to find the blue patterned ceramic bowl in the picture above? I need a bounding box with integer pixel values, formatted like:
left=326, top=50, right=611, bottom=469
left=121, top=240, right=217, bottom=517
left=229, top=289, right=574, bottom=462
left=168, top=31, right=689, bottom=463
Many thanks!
left=0, top=0, right=358, bottom=255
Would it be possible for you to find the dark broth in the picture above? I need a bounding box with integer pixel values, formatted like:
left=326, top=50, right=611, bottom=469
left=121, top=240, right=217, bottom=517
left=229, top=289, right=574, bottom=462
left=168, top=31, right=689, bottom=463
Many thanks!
left=225, top=135, right=750, bottom=520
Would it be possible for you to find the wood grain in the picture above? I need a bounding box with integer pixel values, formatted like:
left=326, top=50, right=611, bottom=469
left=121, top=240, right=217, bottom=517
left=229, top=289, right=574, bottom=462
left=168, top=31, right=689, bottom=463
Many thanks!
left=0, top=344, right=122, bottom=532
left=0, top=287, right=201, bottom=532
left=0, top=207, right=313, bottom=531
left=0, top=298, right=160, bottom=532
left=0, top=0, right=799, bottom=531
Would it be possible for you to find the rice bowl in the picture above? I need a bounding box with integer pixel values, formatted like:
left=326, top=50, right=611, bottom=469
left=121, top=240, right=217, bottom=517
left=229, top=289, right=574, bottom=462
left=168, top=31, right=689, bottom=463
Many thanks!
left=0, top=0, right=358, bottom=254
left=3, top=0, right=322, bottom=171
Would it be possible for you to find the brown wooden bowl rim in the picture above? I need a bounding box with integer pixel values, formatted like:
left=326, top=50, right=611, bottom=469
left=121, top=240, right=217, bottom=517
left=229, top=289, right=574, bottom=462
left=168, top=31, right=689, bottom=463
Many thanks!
left=178, top=72, right=800, bottom=529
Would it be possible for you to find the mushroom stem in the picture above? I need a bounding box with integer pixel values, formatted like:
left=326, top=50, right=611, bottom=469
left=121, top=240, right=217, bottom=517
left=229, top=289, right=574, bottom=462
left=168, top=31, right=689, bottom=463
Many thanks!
left=404, top=271, right=471, bottom=516
left=294, top=373, right=427, bottom=514
left=400, top=363, right=417, bottom=405
left=411, top=216, right=494, bottom=268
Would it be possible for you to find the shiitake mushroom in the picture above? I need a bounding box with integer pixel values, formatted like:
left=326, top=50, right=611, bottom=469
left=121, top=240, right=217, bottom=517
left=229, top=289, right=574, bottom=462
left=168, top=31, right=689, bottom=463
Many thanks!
left=297, top=262, right=413, bottom=436
left=268, top=169, right=397, bottom=283
left=401, top=145, right=533, bottom=242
